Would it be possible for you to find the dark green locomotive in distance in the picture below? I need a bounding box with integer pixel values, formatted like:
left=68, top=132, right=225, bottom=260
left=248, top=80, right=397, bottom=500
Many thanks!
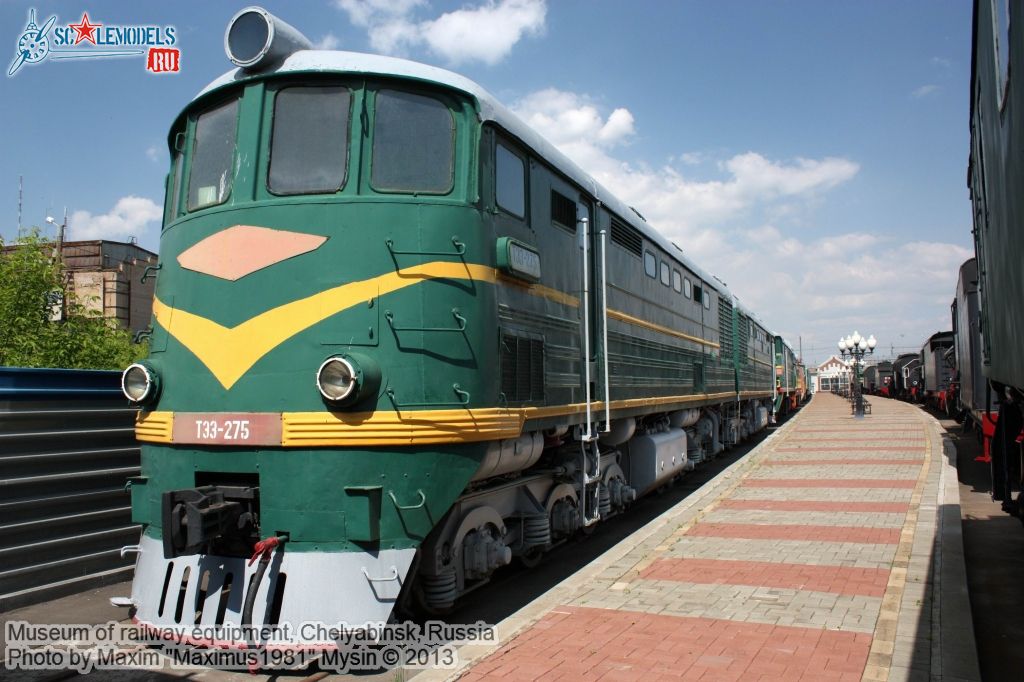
left=121, top=6, right=799, bottom=648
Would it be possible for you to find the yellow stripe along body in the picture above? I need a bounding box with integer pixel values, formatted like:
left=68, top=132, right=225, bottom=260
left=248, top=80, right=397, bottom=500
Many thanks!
left=144, top=260, right=731, bottom=445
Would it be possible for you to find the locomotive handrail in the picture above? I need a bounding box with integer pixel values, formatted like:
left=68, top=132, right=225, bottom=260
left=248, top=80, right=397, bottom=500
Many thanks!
left=140, top=264, right=162, bottom=284
left=385, top=235, right=466, bottom=258
left=361, top=566, right=400, bottom=582
left=133, top=327, right=153, bottom=344
left=387, top=489, right=426, bottom=511
left=385, top=384, right=470, bottom=409
left=384, top=308, right=467, bottom=333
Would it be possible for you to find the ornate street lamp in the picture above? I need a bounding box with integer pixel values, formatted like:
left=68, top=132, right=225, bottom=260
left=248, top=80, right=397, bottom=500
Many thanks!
left=838, top=332, right=876, bottom=417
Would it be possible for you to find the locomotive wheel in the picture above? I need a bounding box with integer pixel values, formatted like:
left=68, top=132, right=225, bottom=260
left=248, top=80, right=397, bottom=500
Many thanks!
left=517, top=547, right=544, bottom=568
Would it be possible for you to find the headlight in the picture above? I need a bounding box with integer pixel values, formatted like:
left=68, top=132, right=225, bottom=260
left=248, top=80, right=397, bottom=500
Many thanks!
left=122, top=363, right=159, bottom=403
left=316, top=356, right=358, bottom=402
left=316, top=353, right=380, bottom=407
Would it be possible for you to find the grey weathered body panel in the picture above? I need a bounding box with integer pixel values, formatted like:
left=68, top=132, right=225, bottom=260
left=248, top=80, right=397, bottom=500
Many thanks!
left=954, top=258, right=997, bottom=415
left=968, top=0, right=1024, bottom=391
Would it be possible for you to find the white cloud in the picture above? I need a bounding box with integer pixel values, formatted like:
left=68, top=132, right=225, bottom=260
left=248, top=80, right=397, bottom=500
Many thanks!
left=145, top=145, right=160, bottom=162
left=69, top=196, right=162, bottom=242
left=678, top=151, right=706, bottom=166
left=335, top=0, right=545, bottom=65
left=912, top=84, right=939, bottom=98
left=313, top=33, right=341, bottom=50
left=511, top=88, right=859, bottom=234
left=513, top=89, right=634, bottom=148
left=510, top=87, right=970, bottom=364
left=336, top=0, right=426, bottom=28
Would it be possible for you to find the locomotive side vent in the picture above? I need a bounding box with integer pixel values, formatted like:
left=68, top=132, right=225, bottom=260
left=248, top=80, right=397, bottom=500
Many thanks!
left=550, top=190, right=577, bottom=233
left=718, top=297, right=734, bottom=362
left=501, top=333, right=545, bottom=403
left=610, top=220, right=643, bottom=257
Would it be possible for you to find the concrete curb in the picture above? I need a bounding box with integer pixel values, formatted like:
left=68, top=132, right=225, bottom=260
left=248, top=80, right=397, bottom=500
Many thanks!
left=933, top=432, right=981, bottom=682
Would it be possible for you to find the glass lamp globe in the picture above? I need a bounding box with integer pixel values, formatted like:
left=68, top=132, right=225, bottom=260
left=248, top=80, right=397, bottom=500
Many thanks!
left=852, top=331, right=861, bottom=345
left=838, top=338, right=847, bottom=351
left=867, top=335, right=877, bottom=349
left=858, top=338, right=868, bottom=350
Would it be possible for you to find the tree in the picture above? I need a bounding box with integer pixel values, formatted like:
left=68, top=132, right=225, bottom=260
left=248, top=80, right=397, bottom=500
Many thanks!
left=0, top=230, right=148, bottom=369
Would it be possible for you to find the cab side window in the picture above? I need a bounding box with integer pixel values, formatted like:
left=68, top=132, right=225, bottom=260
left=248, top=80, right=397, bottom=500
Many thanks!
left=496, top=142, right=526, bottom=217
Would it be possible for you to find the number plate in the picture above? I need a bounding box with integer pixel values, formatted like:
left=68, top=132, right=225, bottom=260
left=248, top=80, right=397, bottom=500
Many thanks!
left=172, top=413, right=282, bottom=445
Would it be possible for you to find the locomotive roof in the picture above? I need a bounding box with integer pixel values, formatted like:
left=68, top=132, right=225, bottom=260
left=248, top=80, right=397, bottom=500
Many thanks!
left=195, top=50, right=732, bottom=301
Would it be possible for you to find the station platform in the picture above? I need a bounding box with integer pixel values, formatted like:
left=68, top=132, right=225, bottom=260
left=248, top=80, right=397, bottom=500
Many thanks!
left=0, top=393, right=981, bottom=682
left=427, top=392, right=980, bottom=682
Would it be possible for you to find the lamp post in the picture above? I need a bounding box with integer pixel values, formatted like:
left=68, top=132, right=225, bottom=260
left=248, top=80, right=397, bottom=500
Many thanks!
left=45, top=209, right=69, bottom=322
left=838, top=331, right=876, bottom=418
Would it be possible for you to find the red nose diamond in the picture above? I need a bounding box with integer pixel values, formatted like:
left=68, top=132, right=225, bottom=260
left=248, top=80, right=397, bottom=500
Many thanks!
left=177, top=225, right=328, bottom=281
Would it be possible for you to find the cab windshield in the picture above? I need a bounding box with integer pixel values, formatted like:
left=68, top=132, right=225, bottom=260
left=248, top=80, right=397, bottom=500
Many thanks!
left=188, top=98, right=239, bottom=211
left=371, top=89, right=454, bottom=194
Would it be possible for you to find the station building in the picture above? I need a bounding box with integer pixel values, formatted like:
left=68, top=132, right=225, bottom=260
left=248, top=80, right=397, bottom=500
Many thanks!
left=813, top=354, right=853, bottom=393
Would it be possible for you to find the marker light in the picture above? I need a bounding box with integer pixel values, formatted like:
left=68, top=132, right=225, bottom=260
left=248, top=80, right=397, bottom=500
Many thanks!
left=316, top=356, right=358, bottom=403
left=122, top=363, right=159, bottom=403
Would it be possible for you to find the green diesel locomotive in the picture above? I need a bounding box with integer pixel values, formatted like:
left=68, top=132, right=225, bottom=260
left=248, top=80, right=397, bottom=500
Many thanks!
left=122, top=7, right=793, bottom=648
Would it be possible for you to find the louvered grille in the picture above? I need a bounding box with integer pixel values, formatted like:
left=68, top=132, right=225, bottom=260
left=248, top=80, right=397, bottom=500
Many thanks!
left=501, top=333, right=545, bottom=402
left=718, top=297, right=734, bottom=362
left=610, top=220, right=643, bottom=256
left=735, top=313, right=750, bottom=363
left=551, top=190, right=576, bottom=233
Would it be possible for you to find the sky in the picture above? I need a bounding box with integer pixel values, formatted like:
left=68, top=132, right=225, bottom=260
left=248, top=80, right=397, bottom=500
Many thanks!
left=0, top=1, right=974, bottom=366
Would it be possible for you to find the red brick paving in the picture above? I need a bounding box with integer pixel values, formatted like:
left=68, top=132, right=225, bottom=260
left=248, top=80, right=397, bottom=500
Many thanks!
left=744, top=478, right=917, bottom=489
left=453, top=395, right=940, bottom=681
left=459, top=606, right=871, bottom=682
left=718, top=499, right=910, bottom=514
left=686, top=522, right=900, bottom=544
left=639, top=558, right=890, bottom=597
left=774, top=445, right=926, bottom=452
left=794, top=428, right=924, bottom=432
left=763, top=458, right=924, bottom=466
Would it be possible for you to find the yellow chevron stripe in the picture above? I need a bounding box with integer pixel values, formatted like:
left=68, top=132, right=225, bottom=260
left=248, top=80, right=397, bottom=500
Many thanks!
left=153, top=261, right=497, bottom=389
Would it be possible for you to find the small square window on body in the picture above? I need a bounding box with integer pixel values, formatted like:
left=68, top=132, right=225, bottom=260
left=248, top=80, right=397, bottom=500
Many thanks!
left=684, top=278, right=692, bottom=299
left=660, top=261, right=670, bottom=286
left=672, top=269, right=682, bottom=293
left=644, top=250, right=656, bottom=278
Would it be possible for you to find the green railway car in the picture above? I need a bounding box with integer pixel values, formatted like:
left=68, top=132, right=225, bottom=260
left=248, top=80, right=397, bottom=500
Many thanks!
left=121, top=8, right=784, bottom=649
left=773, top=337, right=804, bottom=416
